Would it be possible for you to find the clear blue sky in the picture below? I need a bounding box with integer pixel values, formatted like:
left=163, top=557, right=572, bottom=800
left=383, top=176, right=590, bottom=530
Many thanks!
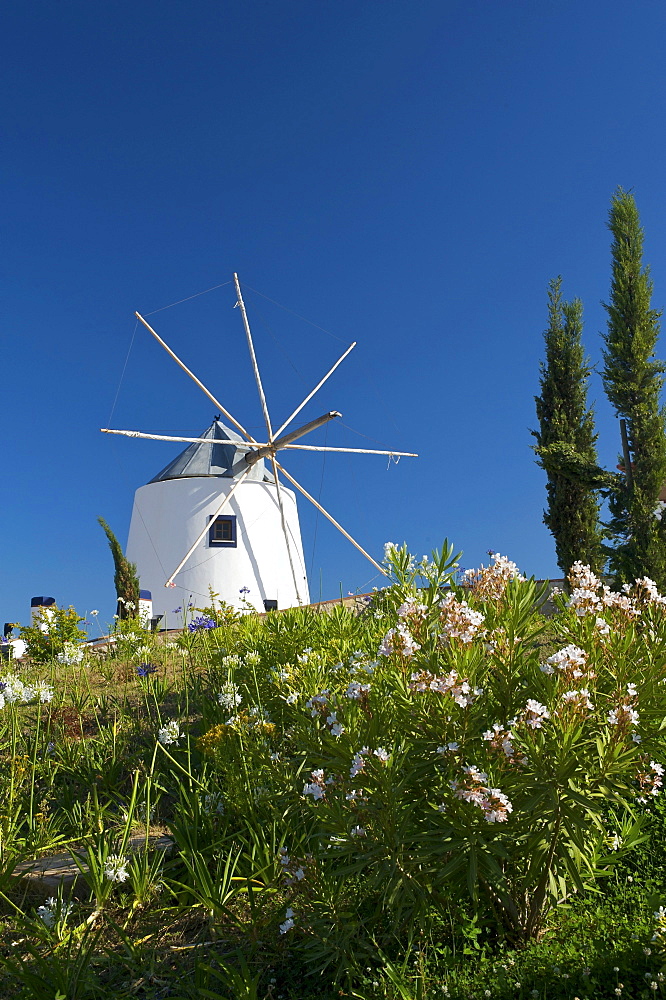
left=4, top=0, right=666, bottom=631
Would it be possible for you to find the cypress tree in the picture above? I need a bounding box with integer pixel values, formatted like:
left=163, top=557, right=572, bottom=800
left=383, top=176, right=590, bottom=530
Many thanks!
left=98, top=516, right=140, bottom=617
left=602, top=188, right=666, bottom=587
left=534, top=277, right=603, bottom=577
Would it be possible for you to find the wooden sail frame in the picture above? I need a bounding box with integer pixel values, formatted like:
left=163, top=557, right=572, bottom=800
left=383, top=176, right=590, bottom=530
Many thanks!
left=103, top=273, right=418, bottom=591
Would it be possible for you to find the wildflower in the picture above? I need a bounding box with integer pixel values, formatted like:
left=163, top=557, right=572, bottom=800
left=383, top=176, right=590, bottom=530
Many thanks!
left=285, top=692, right=298, bottom=705
left=350, top=826, right=366, bottom=837
left=57, top=641, right=84, bottom=666
left=36, top=897, right=73, bottom=928
left=0, top=674, right=32, bottom=703
left=217, top=682, right=242, bottom=711
left=438, top=592, right=485, bottom=644
left=451, top=765, right=513, bottom=822
left=345, top=681, right=371, bottom=700
left=239, top=586, right=251, bottom=594
left=482, top=723, right=515, bottom=758
left=373, top=747, right=390, bottom=761
left=326, top=712, right=345, bottom=737
left=32, top=681, right=54, bottom=703
left=437, top=742, right=460, bottom=754
left=103, top=854, right=130, bottom=882
left=279, top=907, right=295, bottom=934
left=305, top=691, right=330, bottom=717
left=350, top=747, right=370, bottom=778
left=462, top=553, right=525, bottom=600
left=522, top=699, right=550, bottom=729
left=637, top=759, right=664, bottom=797
left=158, top=721, right=182, bottom=745
left=543, top=644, right=589, bottom=680
left=560, top=689, right=594, bottom=713
left=90, top=610, right=99, bottom=616
left=303, top=770, right=326, bottom=801
left=188, top=615, right=218, bottom=632
left=136, top=663, right=158, bottom=677
left=378, top=625, right=420, bottom=658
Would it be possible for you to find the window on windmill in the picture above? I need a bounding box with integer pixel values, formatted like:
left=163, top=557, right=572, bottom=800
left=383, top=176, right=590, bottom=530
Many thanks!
left=208, top=515, right=237, bottom=547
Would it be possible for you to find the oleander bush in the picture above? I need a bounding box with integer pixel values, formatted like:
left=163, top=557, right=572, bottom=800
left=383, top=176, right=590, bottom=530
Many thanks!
left=1, top=543, right=666, bottom=998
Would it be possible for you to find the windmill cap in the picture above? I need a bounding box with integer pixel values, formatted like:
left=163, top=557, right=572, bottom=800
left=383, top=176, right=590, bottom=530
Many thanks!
left=148, top=419, right=267, bottom=484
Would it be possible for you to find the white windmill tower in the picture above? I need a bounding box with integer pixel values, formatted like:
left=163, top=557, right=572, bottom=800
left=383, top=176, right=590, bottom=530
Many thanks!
left=103, top=275, right=416, bottom=619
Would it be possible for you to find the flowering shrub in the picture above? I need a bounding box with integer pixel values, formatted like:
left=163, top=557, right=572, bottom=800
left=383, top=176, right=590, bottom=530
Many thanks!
left=177, top=542, right=666, bottom=957
left=6, top=540, right=666, bottom=994
left=18, top=606, right=87, bottom=664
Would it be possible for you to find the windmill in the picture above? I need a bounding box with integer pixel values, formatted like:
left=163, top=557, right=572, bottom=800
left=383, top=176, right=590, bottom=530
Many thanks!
left=102, top=274, right=417, bottom=618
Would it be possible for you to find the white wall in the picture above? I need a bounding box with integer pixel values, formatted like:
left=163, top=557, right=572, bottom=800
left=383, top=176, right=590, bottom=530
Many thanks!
left=126, top=478, right=309, bottom=623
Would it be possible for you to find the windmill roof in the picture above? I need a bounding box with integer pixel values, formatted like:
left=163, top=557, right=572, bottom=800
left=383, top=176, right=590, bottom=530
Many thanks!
left=148, top=419, right=269, bottom=483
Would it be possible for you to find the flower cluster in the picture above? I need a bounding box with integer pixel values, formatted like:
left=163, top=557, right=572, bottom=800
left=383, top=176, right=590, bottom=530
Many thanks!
left=438, top=592, right=485, bottom=645
left=637, top=758, right=665, bottom=799
left=217, top=682, right=242, bottom=712
left=158, top=721, right=182, bottom=746
left=56, top=641, right=84, bottom=665
left=449, top=765, right=513, bottom=823
left=188, top=615, right=218, bottom=633
left=303, top=769, right=327, bottom=801
left=521, top=699, right=550, bottom=730
left=305, top=691, right=330, bottom=717
left=278, top=846, right=313, bottom=885
left=279, top=906, right=295, bottom=934
left=378, top=625, right=420, bottom=658
left=541, top=645, right=593, bottom=685
left=103, top=854, right=130, bottom=883
left=36, top=896, right=73, bottom=928
left=0, top=674, right=53, bottom=708
left=482, top=723, right=516, bottom=760
left=606, top=684, right=639, bottom=737
left=136, top=663, right=158, bottom=677
left=560, top=688, right=594, bottom=715
left=461, top=553, right=525, bottom=601
left=349, top=746, right=390, bottom=778
left=409, top=669, right=482, bottom=708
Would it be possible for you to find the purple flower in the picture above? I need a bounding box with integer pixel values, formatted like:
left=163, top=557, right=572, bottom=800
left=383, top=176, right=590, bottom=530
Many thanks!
left=172, top=607, right=182, bottom=614
left=137, top=663, right=158, bottom=677
left=187, top=615, right=218, bottom=633
left=239, top=586, right=250, bottom=595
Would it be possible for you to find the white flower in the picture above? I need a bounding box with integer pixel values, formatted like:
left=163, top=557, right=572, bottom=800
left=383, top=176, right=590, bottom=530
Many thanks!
left=56, top=642, right=84, bottom=666
left=32, top=681, right=54, bottom=704
left=373, top=747, right=390, bottom=761
left=345, top=681, right=371, bottom=700
left=0, top=674, right=32, bottom=703
left=350, top=826, right=366, bottom=837
left=523, top=699, right=550, bottom=729
left=103, top=854, right=130, bottom=883
left=90, top=610, right=99, bottom=616
left=279, top=907, right=295, bottom=934
left=158, top=721, right=182, bottom=745
left=217, top=683, right=242, bottom=711
left=285, top=692, right=298, bottom=705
